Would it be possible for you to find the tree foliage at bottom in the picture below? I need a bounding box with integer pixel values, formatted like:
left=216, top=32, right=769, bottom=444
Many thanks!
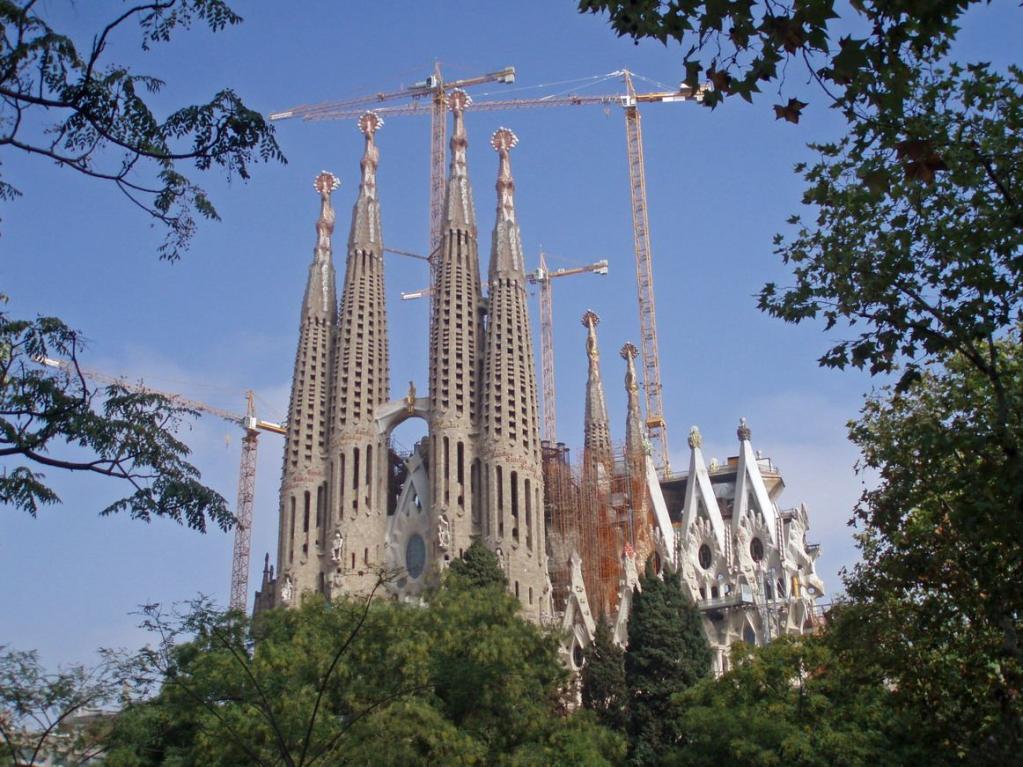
left=624, top=566, right=711, bottom=765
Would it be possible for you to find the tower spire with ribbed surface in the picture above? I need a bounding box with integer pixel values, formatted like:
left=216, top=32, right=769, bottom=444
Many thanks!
left=327, top=112, right=391, bottom=597
left=275, top=171, right=339, bottom=603
left=622, top=341, right=655, bottom=568
left=582, top=310, right=613, bottom=483
left=427, top=90, right=485, bottom=564
left=480, top=127, right=548, bottom=618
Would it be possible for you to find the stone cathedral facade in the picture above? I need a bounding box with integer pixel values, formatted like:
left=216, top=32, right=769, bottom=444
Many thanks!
left=255, top=94, right=828, bottom=670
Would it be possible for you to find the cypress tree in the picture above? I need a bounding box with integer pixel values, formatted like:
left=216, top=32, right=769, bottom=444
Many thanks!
left=625, top=563, right=711, bottom=765
left=447, top=539, right=507, bottom=590
left=581, top=614, right=628, bottom=732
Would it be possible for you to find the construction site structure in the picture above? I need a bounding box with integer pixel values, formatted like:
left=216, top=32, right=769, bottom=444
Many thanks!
left=36, top=357, right=285, bottom=612
left=271, top=68, right=697, bottom=477
left=261, top=82, right=827, bottom=674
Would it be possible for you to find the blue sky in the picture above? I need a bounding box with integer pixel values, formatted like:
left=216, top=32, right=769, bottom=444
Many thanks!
left=2, top=2, right=1019, bottom=667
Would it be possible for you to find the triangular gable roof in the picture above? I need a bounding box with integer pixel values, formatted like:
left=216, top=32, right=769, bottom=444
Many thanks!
left=680, top=429, right=726, bottom=551
left=733, top=423, right=777, bottom=545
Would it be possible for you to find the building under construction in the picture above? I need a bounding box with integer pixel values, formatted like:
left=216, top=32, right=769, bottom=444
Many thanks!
left=255, top=85, right=827, bottom=672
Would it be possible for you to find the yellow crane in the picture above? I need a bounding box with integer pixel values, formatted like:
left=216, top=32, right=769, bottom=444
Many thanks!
left=527, top=252, right=608, bottom=444
left=36, top=357, right=284, bottom=612
left=271, top=68, right=704, bottom=476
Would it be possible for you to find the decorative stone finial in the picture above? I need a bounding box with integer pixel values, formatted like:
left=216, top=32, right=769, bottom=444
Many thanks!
left=737, top=416, right=751, bottom=442
left=620, top=342, right=639, bottom=393
left=583, top=310, right=600, bottom=361
left=358, top=110, right=383, bottom=137
left=491, top=126, right=518, bottom=153
left=448, top=88, right=472, bottom=113
left=688, top=425, right=703, bottom=449
left=314, top=170, right=340, bottom=198
left=313, top=171, right=340, bottom=266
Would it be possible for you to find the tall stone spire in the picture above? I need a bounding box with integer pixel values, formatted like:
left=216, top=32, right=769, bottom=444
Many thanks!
left=328, top=112, right=392, bottom=597
left=581, top=310, right=613, bottom=484
left=480, top=127, right=548, bottom=618
left=428, top=90, right=485, bottom=564
left=579, top=310, right=620, bottom=617
left=622, top=342, right=655, bottom=569
left=276, top=170, right=340, bottom=603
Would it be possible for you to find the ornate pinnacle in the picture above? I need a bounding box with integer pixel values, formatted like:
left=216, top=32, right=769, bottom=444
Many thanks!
left=737, top=416, right=751, bottom=442
left=491, top=127, right=518, bottom=224
left=620, top=342, right=639, bottom=393
left=582, top=310, right=601, bottom=361
left=358, top=110, right=383, bottom=137
left=688, top=425, right=703, bottom=449
left=357, top=112, right=382, bottom=199
left=314, top=170, right=340, bottom=198
left=313, top=170, right=340, bottom=261
left=449, top=88, right=471, bottom=152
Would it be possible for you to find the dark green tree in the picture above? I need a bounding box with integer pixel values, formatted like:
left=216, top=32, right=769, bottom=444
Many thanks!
left=581, top=616, right=628, bottom=733
left=103, top=583, right=624, bottom=766
left=667, top=634, right=921, bottom=767
left=831, top=343, right=1023, bottom=765
left=624, top=565, right=711, bottom=766
left=446, top=539, right=507, bottom=590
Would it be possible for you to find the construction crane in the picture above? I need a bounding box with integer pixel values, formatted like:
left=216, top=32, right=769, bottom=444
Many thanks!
left=36, top=357, right=285, bottom=612
left=526, top=253, right=608, bottom=443
left=272, top=64, right=516, bottom=297
left=272, top=68, right=702, bottom=476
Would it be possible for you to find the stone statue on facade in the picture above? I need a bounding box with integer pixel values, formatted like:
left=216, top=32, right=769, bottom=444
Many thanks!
left=280, top=573, right=294, bottom=605
left=331, top=529, right=344, bottom=563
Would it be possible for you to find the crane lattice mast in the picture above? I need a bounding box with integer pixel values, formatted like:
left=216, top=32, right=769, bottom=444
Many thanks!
left=526, top=253, right=609, bottom=444
left=36, top=357, right=284, bottom=612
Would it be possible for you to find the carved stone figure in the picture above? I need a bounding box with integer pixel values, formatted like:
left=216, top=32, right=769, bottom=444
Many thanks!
left=280, top=573, right=294, bottom=605
left=436, top=512, right=451, bottom=551
left=331, top=530, right=344, bottom=563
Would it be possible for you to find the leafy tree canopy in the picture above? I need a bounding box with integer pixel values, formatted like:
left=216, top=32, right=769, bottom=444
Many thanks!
left=104, top=584, right=624, bottom=767
left=578, top=0, right=995, bottom=122
left=760, top=62, right=1023, bottom=394
left=668, top=634, right=921, bottom=767
left=0, top=0, right=284, bottom=260
left=0, top=304, right=231, bottom=530
left=834, top=340, right=1023, bottom=764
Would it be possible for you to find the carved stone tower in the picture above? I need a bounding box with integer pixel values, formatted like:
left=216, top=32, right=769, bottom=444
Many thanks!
left=580, top=311, right=621, bottom=616
left=582, top=311, right=614, bottom=487
left=327, top=112, right=391, bottom=596
left=276, top=171, right=339, bottom=603
left=427, top=90, right=484, bottom=562
left=622, top=342, right=656, bottom=570
left=480, top=127, right=547, bottom=617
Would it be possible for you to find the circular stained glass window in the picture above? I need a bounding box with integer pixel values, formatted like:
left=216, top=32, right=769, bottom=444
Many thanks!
left=405, top=533, right=426, bottom=579
left=698, top=544, right=712, bottom=570
left=750, top=537, right=764, bottom=562
left=572, top=641, right=585, bottom=669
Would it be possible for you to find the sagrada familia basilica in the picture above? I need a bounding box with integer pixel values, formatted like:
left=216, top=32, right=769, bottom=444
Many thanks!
left=255, top=94, right=826, bottom=674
